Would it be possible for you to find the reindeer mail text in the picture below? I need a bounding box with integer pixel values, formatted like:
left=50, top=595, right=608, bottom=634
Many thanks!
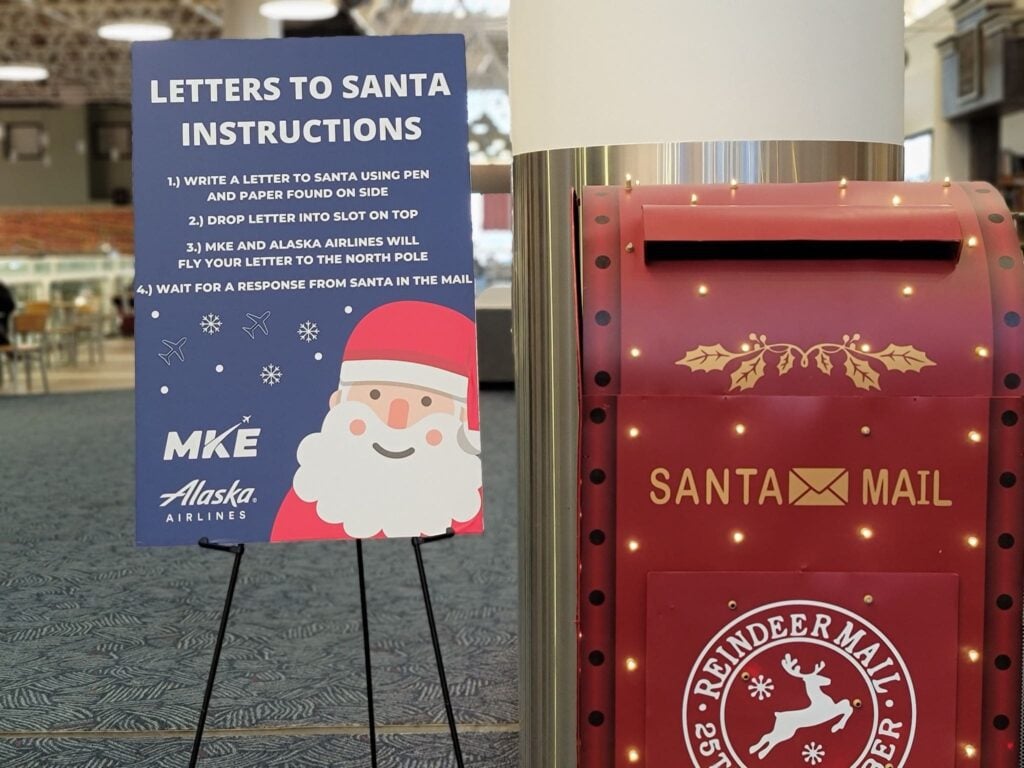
left=682, top=601, right=915, bottom=768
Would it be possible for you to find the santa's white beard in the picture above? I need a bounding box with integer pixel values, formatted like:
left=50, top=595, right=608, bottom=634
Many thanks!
left=292, top=400, right=482, bottom=538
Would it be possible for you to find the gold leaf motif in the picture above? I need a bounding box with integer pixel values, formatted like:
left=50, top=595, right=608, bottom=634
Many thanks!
left=844, top=353, right=881, bottom=391
left=729, top=354, right=766, bottom=392
left=676, top=344, right=737, bottom=372
left=872, top=344, right=936, bottom=373
left=815, top=348, right=833, bottom=375
left=676, top=333, right=934, bottom=392
left=777, top=348, right=795, bottom=376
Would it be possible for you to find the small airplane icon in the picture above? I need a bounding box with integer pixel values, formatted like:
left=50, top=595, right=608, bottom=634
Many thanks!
left=242, top=415, right=251, bottom=424
left=243, top=311, right=271, bottom=339
left=158, top=337, right=187, bottom=366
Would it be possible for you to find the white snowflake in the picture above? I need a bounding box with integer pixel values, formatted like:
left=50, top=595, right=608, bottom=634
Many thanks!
left=297, top=321, right=319, bottom=343
left=802, top=742, right=825, bottom=765
left=260, top=364, right=282, bottom=386
left=200, top=313, right=222, bottom=335
left=748, top=674, right=775, bottom=701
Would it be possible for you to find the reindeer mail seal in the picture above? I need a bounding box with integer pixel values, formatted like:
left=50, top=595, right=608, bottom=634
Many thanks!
left=682, top=600, right=916, bottom=768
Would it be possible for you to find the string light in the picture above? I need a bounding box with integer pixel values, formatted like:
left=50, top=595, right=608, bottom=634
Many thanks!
left=697, top=284, right=709, bottom=296
left=839, top=177, right=848, bottom=190
left=690, top=193, right=699, bottom=205
left=860, top=343, right=871, bottom=353
left=859, top=526, right=874, bottom=540
left=964, top=744, right=977, bottom=758
left=740, top=342, right=751, bottom=352
left=628, top=748, right=641, bottom=763
left=860, top=426, right=872, bottom=436
left=975, top=346, right=989, bottom=358
left=967, top=535, right=980, bottom=548
left=630, top=347, right=641, bottom=358
left=732, top=531, right=745, bottom=544
left=968, top=430, right=983, bottom=444
left=943, top=176, right=952, bottom=187
left=625, top=174, right=633, bottom=192
left=901, top=285, right=914, bottom=297
left=627, top=539, right=640, bottom=553
left=892, top=195, right=902, bottom=207
left=968, top=236, right=978, bottom=248
left=730, top=178, right=739, bottom=190
left=734, top=424, right=746, bottom=435
left=626, top=657, right=639, bottom=672
left=967, top=649, right=981, bottom=663
left=628, top=427, right=640, bottom=438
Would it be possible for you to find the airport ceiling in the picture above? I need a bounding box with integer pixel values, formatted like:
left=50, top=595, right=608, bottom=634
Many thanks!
left=0, top=0, right=509, bottom=105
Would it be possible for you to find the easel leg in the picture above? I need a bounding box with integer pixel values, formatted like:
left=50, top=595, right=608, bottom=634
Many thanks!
left=189, top=538, right=245, bottom=768
left=413, top=533, right=465, bottom=768
left=357, top=539, right=379, bottom=768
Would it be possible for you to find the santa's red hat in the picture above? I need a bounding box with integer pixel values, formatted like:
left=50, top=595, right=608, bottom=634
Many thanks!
left=339, top=301, right=480, bottom=433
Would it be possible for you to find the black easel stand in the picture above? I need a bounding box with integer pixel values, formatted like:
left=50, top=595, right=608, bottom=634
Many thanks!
left=189, top=537, right=245, bottom=768
left=357, top=528, right=466, bottom=768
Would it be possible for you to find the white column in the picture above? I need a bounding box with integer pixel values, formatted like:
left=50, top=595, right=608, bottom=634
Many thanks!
left=221, top=0, right=282, bottom=39
left=509, top=0, right=904, bottom=155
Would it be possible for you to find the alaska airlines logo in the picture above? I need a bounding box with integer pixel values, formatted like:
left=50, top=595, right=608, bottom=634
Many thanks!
left=159, top=479, right=255, bottom=507
left=163, top=417, right=259, bottom=460
left=677, top=333, right=935, bottom=392
left=683, top=601, right=915, bottom=768
left=650, top=467, right=951, bottom=508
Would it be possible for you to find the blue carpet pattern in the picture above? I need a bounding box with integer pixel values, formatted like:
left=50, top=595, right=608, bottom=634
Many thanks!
left=0, top=389, right=518, bottom=765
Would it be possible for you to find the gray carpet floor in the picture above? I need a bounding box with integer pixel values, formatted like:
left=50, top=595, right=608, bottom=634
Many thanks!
left=0, top=389, right=519, bottom=766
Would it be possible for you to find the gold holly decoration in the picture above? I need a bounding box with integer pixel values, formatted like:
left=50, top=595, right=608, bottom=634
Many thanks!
left=676, top=334, right=935, bottom=392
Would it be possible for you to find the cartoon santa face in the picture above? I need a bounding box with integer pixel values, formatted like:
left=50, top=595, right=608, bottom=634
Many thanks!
left=272, top=301, right=483, bottom=542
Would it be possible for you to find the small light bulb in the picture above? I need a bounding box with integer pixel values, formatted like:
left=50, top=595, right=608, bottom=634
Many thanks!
left=975, top=346, right=989, bottom=358
left=965, top=744, right=977, bottom=758
left=625, top=174, right=633, bottom=191
left=968, top=236, right=978, bottom=248
left=690, top=193, right=698, bottom=205
left=697, top=284, right=709, bottom=296
left=901, top=285, right=914, bottom=297
left=730, top=178, right=739, bottom=190
left=860, top=426, right=872, bottom=436
left=627, top=539, right=640, bottom=553
left=968, top=430, right=983, bottom=443
left=967, top=649, right=981, bottom=663
left=626, top=657, right=639, bottom=672
left=859, top=527, right=874, bottom=540
left=628, top=427, right=640, bottom=438
left=860, top=343, right=871, bottom=353
left=892, top=195, right=902, bottom=207
left=967, top=535, right=980, bottom=548
left=740, top=342, right=751, bottom=352
left=732, top=531, right=745, bottom=544
left=734, top=424, right=746, bottom=435
left=628, top=749, right=640, bottom=764
left=839, top=177, right=848, bottom=189
left=943, top=176, right=952, bottom=187
left=630, top=347, right=641, bottom=358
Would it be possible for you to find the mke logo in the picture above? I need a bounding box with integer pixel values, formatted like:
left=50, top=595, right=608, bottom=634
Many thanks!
left=164, top=418, right=260, bottom=460
left=159, top=479, right=255, bottom=507
left=650, top=467, right=951, bottom=508
left=683, top=600, right=915, bottom=768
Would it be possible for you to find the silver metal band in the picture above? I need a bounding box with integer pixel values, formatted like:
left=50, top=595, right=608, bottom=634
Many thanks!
left=513, top=140, right=904, bottom=768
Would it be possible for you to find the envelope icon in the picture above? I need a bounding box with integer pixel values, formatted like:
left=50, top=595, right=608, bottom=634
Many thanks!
left=788, top=468, right=849, bottom=506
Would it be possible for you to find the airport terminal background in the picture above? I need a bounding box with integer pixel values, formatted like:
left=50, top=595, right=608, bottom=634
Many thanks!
left=0, top=0, right=1019, bottom=765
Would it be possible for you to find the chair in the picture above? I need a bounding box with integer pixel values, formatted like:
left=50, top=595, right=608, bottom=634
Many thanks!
left=23, top=300, right=76, bottom=365
left=72, top=305, right=105, bottom=364
left=5, top=313, right=50, bottom=393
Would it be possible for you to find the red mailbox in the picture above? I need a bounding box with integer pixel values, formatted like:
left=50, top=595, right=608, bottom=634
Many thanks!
left=578, top=181, right=1024, bottom=768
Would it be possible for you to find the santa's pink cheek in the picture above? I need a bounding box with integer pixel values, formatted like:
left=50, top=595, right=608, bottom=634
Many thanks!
left=349, top=419, right=366, bottom=436
left=425, top=429, right=443, bottom=446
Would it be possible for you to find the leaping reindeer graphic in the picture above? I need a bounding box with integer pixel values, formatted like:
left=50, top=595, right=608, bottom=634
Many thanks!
left=749, top=654, right=853, bottom=760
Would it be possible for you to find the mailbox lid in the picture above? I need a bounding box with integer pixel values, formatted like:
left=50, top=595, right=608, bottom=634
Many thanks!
left=579, top=181, right=1022, bottom=399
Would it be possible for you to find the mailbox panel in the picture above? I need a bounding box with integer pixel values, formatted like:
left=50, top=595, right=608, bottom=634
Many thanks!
left=578, top=181, right=1024, bottom=768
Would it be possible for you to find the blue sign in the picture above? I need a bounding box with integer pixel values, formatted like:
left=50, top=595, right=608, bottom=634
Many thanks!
left=133, top=36, right=482, bottom=546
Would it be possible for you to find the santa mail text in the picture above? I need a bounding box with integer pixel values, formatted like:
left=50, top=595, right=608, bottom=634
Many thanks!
left=693, top=611, right=903, bottom=702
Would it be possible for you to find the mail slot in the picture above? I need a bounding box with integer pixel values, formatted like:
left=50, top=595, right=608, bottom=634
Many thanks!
left=577, top=181, right=1024, bottom=768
